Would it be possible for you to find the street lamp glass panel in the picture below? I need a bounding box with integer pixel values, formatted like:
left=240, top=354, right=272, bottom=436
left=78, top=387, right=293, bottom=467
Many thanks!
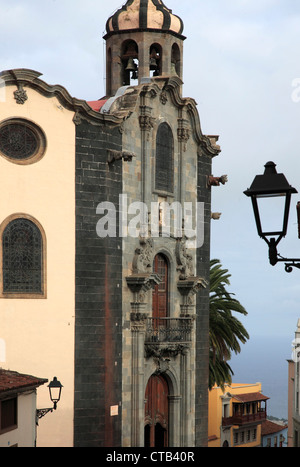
left=48, top=377, right=63, bottom=405
left=255, top=195, right=287, bottom=236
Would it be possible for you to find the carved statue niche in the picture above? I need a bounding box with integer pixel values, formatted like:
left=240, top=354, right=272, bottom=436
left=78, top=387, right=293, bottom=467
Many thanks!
left=176, top=236, right=208, bottom=309
left=127, top=237, right=161, bottom=314
left=132, top=237, right=154, bottom=274
left=175, top=236, right=194, bottom=280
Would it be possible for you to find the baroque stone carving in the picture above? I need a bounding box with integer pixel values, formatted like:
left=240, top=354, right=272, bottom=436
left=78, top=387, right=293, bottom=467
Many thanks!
left=126, top=272, right=161, bottom=304
left=132, top=237, right=154, bottom=274
left=139, top=115, right=155, bottom=132
left=145, top=344, right=189, bottom=359
left=175, top=237, right=194, bottom=280
left=207, top=174, right=228, bottom=187
left=160, top=91, right=168, bottom=105
left=14, top=85, right=28, bottom=105
left=107, top=149, right=135, bottom=164
left=177, top=276, right=208, bottom=305
left=130, top=311, right=148, bottom=332
left=177, top=127, right=190, bottom=152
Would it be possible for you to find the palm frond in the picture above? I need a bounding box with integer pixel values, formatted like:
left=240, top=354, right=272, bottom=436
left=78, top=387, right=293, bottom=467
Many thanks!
left=209, top=259, right=249, bottom=389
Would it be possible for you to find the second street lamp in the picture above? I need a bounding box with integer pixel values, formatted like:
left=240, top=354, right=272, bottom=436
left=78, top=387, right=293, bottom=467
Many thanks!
left=244, top=161, right=300, bottom=272
left=36, top=376, right=63, bottom=425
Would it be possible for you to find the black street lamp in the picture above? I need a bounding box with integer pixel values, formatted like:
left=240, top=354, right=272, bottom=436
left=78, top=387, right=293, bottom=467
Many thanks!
left=48, top=376, right=63, bottom=410
left=36, top=377, right=63, bottom=425
left=244, top=161, right=300, bottom=272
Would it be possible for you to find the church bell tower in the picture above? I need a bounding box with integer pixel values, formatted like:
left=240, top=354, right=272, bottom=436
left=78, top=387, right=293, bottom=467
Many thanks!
left=103, top=0, right=186, bottom=96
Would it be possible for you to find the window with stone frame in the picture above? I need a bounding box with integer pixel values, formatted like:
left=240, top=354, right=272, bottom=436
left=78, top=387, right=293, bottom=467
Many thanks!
left=2, top=218, right=44, bottom=295
left=155, top=123, right=174, bottom=194
left=0, top=118, right=46, bottom=165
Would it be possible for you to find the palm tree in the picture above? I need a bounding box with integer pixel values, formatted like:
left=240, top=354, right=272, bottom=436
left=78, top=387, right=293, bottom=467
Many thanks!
left=209, top=259, right=249, bottom=390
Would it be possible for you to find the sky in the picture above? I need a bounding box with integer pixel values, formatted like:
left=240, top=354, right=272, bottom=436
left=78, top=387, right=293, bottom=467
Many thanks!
left=1, top=0, right=300, bottom=416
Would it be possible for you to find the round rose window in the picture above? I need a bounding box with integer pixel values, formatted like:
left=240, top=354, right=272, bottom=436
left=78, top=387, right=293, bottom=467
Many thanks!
left=0, top=119, right=46, bottom=164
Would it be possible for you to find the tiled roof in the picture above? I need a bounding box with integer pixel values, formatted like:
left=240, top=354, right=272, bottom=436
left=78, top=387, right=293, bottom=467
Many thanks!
left=261, top=420, right=288, bottom=436
left=232, top=392, right=270, bottom=403
left=87, top=100, right=107, bottom=112
left=0, top=369, right=47, bottom=397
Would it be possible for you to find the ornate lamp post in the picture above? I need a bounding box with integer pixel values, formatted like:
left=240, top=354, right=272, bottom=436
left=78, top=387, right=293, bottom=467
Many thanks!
left=36, top=376, right=63, bottom=424
left=244, top=161, right=300, bottom=272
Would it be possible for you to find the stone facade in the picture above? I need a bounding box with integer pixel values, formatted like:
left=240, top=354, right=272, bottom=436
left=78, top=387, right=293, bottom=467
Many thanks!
left=114, top=75, right=220, bottom=446
left=73, top=73, right=221, bottom=446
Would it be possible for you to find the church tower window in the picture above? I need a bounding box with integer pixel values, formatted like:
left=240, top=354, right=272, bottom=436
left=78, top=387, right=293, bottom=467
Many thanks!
left=155, top=123, right=174, bottom=194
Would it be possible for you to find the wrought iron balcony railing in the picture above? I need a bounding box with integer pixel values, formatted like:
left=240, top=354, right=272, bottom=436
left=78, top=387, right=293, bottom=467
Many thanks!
left=145, top=317, right=193, bottom=344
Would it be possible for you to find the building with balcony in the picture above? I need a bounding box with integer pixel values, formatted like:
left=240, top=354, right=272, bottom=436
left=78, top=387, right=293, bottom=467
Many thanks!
left=208, top=383, right=269, bottom=447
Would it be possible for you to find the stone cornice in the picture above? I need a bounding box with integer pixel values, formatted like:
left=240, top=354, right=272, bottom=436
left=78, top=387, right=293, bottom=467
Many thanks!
left=0, top=68, right=125, bottom=126
left=153, top=76, right=221, bottom=157
left=1, top=69, right=221, bottom=156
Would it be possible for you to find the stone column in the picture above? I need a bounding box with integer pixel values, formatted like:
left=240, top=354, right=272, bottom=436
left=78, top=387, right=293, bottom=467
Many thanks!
left=126, top=272, right=161, bottom=446
left=130, top=305, right=147, bottom=447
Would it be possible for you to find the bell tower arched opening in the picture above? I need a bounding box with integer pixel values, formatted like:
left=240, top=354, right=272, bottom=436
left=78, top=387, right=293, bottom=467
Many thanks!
left=121, top=40, right=139, bottom=86
left=149, top=43, right=162, bottom=77
left=171, top=43, right=181, bottom=77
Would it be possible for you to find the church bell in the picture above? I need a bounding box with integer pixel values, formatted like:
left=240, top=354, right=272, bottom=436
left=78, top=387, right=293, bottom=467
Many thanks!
left=149, top=57, right=158, bottom=71
left=126, top=58, right=136, bottom=72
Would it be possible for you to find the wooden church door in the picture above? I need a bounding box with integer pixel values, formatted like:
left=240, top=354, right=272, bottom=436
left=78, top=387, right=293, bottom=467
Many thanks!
left=144, top=374, right=169, bottom=447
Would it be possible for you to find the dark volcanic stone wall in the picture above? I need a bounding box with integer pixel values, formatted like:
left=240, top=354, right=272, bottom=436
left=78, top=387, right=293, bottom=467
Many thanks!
left=195, top=153, right=212, bottom=447
left=74, top=120, right=122, bottom=447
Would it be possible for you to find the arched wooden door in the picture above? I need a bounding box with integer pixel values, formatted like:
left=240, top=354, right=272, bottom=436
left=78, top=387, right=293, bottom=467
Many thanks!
left=144, top=374, right=169, bottom=447
left=152, top=254, right=168, bottom=322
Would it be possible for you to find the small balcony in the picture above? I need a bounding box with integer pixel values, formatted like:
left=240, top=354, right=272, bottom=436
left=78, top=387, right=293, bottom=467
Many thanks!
left=145, top=317, right=193, bottom=344
left=144, top=317, right=193, bottom=358
left=222, top=410, right=267, bottom=427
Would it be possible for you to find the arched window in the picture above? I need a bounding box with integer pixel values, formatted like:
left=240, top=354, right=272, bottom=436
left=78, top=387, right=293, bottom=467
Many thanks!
left=121, top=40, right=139, bottom=86
left=155, top=123, right=174, bottom=194
left=0, top=215, right=46, bottom=297
left=106, top=48, right=112, bottom=96
left=149, top=43, right=162, bottom=77
left=171, top=43, right=181, bottom=77
left=152, top=253, right=169, bottom=320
